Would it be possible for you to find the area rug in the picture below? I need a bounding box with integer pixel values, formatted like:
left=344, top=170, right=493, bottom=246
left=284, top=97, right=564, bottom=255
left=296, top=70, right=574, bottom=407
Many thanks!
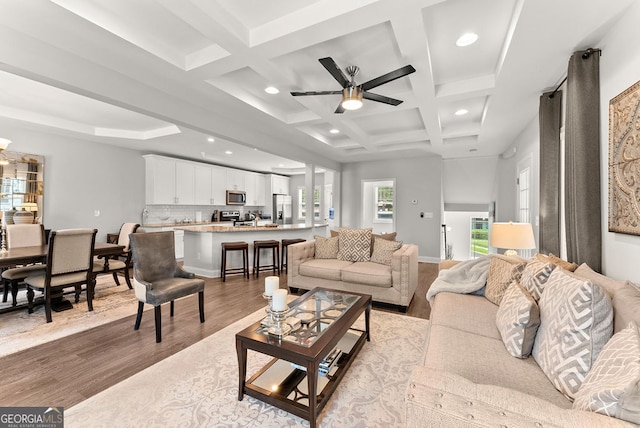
left=0, top=275, right=143, bottom=357
left=65, top=309, right=429, bottom=427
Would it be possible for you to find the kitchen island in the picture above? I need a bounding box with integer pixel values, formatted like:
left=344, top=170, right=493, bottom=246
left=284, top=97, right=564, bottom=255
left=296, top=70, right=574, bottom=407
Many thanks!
left=178, top=223, right=328, bottom=278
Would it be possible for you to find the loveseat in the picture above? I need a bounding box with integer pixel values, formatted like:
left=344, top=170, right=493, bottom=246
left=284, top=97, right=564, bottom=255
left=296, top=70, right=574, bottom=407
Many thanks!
left=287, top=228, right=418, bottom=311
left=405, top=254, right=640, bottom=427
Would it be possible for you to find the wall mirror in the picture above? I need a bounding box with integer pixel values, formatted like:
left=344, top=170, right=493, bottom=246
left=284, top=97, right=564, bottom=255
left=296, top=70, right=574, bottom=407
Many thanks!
left=0, top=151, right=44, bottom=224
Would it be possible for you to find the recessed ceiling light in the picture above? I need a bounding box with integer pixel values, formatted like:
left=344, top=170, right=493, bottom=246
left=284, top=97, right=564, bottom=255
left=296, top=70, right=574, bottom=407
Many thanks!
left=329, top=129, right=340, bottom=134
left=225, top=150, right=232, bottom=155
left=278, top=164, right=284, bottom=167
left=207, top=137, right=215, bottom=142
left=265, top=86, right=279, bottom=94
left=455, top=108, right=469, bottom=116
left=456, top=32, right=478, bottom=47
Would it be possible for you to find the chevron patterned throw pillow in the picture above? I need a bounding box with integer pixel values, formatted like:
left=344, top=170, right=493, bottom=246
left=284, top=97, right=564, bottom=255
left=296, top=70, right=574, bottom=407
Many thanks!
left=337, top=228, right=372, bottom=262
left=496, top=281, right=540, bottom=358
left=532, top=268, right=613, bottom=400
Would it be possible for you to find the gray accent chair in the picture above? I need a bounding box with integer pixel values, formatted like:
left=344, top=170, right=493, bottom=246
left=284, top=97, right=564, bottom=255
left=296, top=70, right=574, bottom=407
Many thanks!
left=25, top=228, right=97, bottom=323
left=130, top=231, right=205, bottom=343
left=93, top=222, right=139, bottom=288
left=2, top=224, right=46, bottom=306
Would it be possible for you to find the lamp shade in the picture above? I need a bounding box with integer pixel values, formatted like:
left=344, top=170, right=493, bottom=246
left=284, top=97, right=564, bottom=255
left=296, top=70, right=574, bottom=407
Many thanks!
left=341, top=87, right=363, bottom=110
left=0, top=138, right=11, bottom=151
left=490, top=222, right=536, bottom=253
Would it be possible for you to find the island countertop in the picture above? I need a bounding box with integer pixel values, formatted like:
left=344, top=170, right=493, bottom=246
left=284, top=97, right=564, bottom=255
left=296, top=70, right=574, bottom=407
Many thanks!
left=177, top=223, right=327, bottom=233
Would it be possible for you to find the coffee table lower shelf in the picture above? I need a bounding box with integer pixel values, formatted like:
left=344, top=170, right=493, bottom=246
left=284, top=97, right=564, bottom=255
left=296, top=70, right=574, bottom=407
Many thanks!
left=241, top=328, right=367, bottom=425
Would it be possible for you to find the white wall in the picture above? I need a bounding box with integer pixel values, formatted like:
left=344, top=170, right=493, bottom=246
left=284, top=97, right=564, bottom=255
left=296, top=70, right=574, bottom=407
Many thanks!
left=443, top=157, right=499, bottom=205
left=598, top=0, right=640, bottom=282
left=341, top=156, right=442, bottom=261
left=1, top=122, right=145, bottom=242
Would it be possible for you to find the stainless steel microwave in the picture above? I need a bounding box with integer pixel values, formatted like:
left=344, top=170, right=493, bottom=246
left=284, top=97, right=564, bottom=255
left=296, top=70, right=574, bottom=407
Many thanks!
left=226, top=190, right=246, bottom=205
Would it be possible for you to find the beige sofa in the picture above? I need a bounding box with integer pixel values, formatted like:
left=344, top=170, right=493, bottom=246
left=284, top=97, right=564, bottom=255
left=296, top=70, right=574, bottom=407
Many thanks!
left=287, top=240, right=419, bottom=311
left=405, top=261, right=640, bottom=427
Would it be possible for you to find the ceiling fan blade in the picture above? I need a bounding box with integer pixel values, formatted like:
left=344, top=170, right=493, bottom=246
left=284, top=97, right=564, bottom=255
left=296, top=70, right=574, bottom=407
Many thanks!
left=319, top=57, right=350, bottom=88
left=334, top=103, right=345, bottom=114
left=290, top=90, right=342, bottom=96
left=363, top=91, right=403, bottom=106
left=360, top=65, right=416, bottom=91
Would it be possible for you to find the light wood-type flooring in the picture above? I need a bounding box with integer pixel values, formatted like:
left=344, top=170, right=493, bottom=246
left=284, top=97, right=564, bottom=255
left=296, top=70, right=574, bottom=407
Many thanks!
left=0, top=263, right=438, bottom=409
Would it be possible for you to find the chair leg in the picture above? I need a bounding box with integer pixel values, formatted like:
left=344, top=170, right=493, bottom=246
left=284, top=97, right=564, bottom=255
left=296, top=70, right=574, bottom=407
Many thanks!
left=134, top=301, right=144, bottom=330
left=221, top=248, right=226, bottom=282
left=170, top=300, right=174, bottom=317
left=199, top=291, right=205, bottom=323
left=2, top=279, right=8, bottom=303
left=123, top=266, right=133, bottom=289
left=87, top=278, right=95, bottom=312
left=10, top=279, right=19, bottom=306
left=154, top=305, right=162, bottom=343
left=27, top=286, right=35, bottom=314
left=45, top=290, right=52, bottom=323
left=112, top=271, right=121, bottom=286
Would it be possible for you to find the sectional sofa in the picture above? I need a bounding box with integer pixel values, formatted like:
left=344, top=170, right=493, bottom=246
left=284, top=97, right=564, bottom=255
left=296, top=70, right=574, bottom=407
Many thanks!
left=405, top=254, right=640, bottom=427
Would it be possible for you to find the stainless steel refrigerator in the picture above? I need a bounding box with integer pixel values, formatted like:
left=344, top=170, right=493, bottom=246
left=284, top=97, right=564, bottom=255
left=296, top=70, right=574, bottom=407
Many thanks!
left=273, top=194, right=292, bottom=225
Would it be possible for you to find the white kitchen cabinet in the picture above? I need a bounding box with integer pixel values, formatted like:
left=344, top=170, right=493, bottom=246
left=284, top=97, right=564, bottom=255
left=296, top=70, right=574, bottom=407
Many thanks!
left=226, top=169, right=245, bottom=191
left=255, top=173, right=266, bottom=206
left=244, top=172, right=259, bottom=206
left=211, top=166, right=226, bottom=205
left=194, top=164, right=212, bottom=205
left=145, top=155, right=195, bottom=205
left=271, top=174, right=290, bottom=195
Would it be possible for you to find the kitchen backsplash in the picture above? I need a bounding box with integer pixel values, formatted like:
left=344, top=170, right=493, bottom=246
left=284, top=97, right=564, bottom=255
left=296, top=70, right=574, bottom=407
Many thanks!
left=142, top=205, right=265, bottom=225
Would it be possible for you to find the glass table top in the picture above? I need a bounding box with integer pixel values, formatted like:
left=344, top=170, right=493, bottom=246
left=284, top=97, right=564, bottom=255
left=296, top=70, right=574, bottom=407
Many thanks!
left=254, top=289, right=361, bottom=347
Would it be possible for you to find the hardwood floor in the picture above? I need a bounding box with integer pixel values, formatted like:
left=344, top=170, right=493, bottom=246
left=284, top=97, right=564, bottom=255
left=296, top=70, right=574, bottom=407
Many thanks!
left=0, top=263, right=438, bottom=409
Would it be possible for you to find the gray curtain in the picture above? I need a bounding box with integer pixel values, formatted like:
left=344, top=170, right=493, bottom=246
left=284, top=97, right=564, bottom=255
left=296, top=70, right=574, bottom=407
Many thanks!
left=565, top=49, right=601, bottom=271
left=539, top=90, right=562, bottom=255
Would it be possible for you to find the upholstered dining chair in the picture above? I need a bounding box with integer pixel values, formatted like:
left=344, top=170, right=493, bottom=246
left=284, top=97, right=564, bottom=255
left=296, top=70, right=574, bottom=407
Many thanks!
left=24, top=228, right=97, bottom=323
left=93, top=222, right=140, bottom=288
left=1, top=224, right=46, bottom=306
left=129, top=231, right=205, bottom=343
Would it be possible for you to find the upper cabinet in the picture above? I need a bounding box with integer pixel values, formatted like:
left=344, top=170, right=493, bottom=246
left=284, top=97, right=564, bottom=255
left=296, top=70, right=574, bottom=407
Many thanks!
left=271, top=174, right=290, bottom=195
left=145, top=155, right=195, bottom=205
left=226, top=169, right=244, bottom=191
left=245, top=172, right=266, bottom=206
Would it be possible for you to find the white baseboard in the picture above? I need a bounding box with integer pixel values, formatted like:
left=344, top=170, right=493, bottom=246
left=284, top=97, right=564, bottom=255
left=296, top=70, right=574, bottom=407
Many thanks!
left=419, top=256, right=441, bottom=263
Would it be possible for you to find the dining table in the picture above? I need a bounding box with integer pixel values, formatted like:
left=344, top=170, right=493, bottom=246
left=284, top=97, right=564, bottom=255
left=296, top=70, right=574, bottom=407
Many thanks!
left=0, top=242, right=125, bottom=314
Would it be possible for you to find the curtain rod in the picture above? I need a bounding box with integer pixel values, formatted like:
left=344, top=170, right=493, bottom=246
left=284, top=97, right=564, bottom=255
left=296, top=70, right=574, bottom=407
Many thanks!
left=548, top=48, right=601, bottom=99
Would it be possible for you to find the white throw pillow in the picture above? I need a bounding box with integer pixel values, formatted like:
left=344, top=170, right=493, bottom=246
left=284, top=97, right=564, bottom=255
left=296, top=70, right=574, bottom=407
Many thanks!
left=496, top=281, right=540, bottom=358
left=573, top=322, right=640, bottom=424
left=532, top=269, right=613, bottom=400
left=520, top=259, right=556, bottom=301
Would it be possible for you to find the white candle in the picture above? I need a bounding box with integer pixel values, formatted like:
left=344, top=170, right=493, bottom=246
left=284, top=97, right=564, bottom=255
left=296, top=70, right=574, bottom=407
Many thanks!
left=264, top=276, right=279, bottom=296
left=272, top=289, right=288, bottom=311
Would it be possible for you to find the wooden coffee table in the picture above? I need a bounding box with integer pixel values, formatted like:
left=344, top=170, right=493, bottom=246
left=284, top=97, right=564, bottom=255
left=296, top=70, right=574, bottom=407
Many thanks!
left=236, top=287, right=371, bottom=428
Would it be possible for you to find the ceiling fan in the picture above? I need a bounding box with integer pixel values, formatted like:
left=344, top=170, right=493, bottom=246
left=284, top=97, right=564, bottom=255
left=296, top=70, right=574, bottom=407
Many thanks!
left=290, top=57, right=416, bottom=114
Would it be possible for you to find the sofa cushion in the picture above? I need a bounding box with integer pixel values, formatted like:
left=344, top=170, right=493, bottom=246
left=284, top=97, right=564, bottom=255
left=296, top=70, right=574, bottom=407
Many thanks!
left=573, top=322, right=640, bottom=424
left=520, top=259, right=556, bottom=301
left=424, top=324, right=572, bottom=408
left=613, top=281, right=640, bottom=334
left=535, top=253, right=579, bottom=272
left=341, top=261, right=392, bottom=288
left=299, top=259, right=353, bottom=281
left=314, top=235, right=338, bottom=259
left=337, top=228, right=372, bottom=262
left=370, top=237, right=403, bottom=266
left=533, top=268, right=613, bottom=400
left=430, top=292, right=501, bottom=340
left=370, top=232, right=397, bottom=255
left=485, top=255, right=526, bottom=306
left=495, top=282, right=540, bottom=358
left=573, top=262, right=625, bottom=298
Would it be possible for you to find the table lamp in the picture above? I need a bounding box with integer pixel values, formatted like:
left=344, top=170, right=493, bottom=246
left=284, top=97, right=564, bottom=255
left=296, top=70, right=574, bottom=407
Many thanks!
left=490, top=221, right=535, bottom=256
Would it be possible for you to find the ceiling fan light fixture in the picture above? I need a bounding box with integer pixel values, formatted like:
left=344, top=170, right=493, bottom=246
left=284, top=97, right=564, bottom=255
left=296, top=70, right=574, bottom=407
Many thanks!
left=341, top=87, right=363, bottom=110
left=456, top=32, right=478, bottom=47
left=265, top=86, right=279, bottom=94
left=455, top=108, right=469, bottom=116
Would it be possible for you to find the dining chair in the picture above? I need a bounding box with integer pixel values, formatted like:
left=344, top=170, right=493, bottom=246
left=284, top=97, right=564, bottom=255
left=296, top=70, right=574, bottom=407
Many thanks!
left=130, top=231, right=205, bottom=343
left=93, top=222, right=140, bottom=288
left=25, top=228, right=97, bottom=323
left=1, top=224, right=46, bottom=306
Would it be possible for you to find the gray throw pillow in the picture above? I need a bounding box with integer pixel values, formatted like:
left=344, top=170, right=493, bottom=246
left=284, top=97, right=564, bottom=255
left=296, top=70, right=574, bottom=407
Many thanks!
left=485, top=255, right=526, bottom=306
left=532, top=268, right=613, bottom=400
left=496, top=281, right=540, bottom=358
left=573, top=322, right=640, bottom=424
left=520, top=259, right=556, bottom=301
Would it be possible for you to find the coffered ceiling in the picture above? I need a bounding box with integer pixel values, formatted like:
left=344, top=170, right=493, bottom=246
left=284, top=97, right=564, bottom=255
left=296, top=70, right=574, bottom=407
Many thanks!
left=0, top=0, right=633, bottom=173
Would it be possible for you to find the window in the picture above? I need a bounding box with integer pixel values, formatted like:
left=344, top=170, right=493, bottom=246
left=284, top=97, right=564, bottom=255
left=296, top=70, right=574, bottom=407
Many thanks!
left=298, top=186, right=321, bottom=220
left=375, top=186, right=394, bottom=222
left=470, top=217, right=489, bottom=257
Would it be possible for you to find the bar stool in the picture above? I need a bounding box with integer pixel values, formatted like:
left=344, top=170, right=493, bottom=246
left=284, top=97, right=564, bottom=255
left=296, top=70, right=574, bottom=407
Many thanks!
left=253, top=240, right=280, bottom=277
left=281, top=238, right=306, bottom=274
left=220, top=241, right=249, bottom=282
